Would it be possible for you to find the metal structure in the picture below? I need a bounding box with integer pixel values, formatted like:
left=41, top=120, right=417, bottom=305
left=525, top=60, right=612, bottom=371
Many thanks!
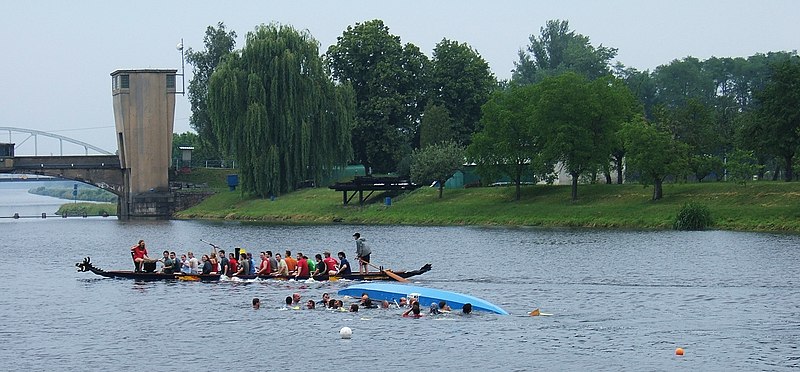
left=0, top=127, right=113, bottom=156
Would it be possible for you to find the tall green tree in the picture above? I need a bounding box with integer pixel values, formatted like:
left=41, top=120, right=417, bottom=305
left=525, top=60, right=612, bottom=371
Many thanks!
left=207, top=23, right=354, bottom=197
left=652, top=57, right=716, bottom=109
left=419, top=103, right=454, bottom=148
left=535, top=73, right=636, bottom=201
left=752, top=57, right=800, bottom=181
left=325, top=19, right=429, bottom=174
left=185, top=22, right=237, bottom=156
left=513, top=19, right=617, bottom=85
left=429, top=38, right=496, bottom=146
left=410, top=141, right=464, bottom=199
left=622, top=119, right=689, bottom=200
left=654, top=99, right=719, bottom=181
left=467, top=85, right=553, bottom=201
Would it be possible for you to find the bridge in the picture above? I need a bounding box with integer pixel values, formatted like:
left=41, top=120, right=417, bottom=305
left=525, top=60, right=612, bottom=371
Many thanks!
left=0, top=126, right=114, bottom=156
left=1, top=68, right=185, bottom=219
left=1, top=153, right=124, bottom=195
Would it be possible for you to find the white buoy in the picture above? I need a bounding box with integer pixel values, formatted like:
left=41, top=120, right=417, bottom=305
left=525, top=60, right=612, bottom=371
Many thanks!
left=340, top=327, right=352, bottom=339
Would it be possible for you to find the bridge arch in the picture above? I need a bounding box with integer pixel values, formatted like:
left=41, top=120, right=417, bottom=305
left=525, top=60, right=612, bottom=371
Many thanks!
left=0, top=127, right=113, bottom=156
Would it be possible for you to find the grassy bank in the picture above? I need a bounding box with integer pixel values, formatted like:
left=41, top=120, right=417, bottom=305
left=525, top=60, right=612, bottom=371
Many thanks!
left=57, top=202, right=117, bottom=216
left=174, top=181, right=800, bottom=232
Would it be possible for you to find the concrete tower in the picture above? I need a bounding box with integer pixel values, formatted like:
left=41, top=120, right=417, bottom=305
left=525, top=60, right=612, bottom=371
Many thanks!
left=111, top=69, right=177, bottom=219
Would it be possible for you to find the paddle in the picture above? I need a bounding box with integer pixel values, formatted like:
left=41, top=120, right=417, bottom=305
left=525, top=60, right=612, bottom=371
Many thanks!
left=359, top=258, right=409, bottom=282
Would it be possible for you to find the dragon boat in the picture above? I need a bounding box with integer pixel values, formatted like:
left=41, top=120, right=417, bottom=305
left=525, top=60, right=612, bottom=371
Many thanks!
left=75, top=257, right=431, bottom=282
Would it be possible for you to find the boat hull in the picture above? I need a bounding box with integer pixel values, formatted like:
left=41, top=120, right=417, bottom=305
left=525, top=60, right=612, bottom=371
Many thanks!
left=338, top=282, right=509, bottom=315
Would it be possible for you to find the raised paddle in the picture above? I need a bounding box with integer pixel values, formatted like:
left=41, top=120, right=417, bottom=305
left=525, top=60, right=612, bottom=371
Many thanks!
left=359, top=258, right=409, bottom=282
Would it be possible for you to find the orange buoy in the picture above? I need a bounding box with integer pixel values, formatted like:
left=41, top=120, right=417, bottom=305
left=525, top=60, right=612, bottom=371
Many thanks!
left=675, top=347, right=684, bottom=356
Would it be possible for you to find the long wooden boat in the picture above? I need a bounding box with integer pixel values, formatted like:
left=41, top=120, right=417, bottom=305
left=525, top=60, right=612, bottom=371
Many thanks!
left=75, top=257, right=431, bottom=282
left=338, top=282, right=509, bottom=315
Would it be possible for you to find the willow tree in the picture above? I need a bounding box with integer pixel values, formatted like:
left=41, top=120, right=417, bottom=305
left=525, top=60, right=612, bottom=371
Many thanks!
left=208, top=24, right=354, bottom=197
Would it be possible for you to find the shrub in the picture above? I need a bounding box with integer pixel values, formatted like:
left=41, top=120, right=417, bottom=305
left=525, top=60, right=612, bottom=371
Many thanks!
left=673, top=203, right=713, bottom=230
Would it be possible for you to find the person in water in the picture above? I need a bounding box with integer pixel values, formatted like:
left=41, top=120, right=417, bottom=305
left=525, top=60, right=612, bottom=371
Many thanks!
left=360, top=293, right=378, bottom=309
left=462, top=303, right=472, bottom=314
left=252, top=298, right=260, bottom=310
left=403, top=301, right=422, bottom=318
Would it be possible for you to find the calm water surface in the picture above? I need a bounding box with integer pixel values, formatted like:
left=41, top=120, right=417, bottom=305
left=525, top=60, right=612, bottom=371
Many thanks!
left=1, top=187, right=798, bottom=370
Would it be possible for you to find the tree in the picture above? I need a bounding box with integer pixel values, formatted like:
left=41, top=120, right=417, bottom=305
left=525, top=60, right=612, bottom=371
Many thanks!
left=467, top=86, right=553, bottom=201
left=534, top=73, right=636, bottom=201
left=622, top=119, right=689, bottom=200
left=652, top=57, right=716, bottom=109
left=429, top=38, right=496, bottom=146
left=326, top=19, right=429, bottom=174
left=185, top=22, right=237, bottom=156
left=419, top=103, right=454, bottom=148
left=752, top=57, right=800, bottom=181
left=207, top=23, right=354, bottom=197
left=411, top=141, right=464, bottom=199
left=726, top=149, right=761, bottom=185
left=513, top=19, right=617, bottom=85
left=655, top=99, right=719, bottom=181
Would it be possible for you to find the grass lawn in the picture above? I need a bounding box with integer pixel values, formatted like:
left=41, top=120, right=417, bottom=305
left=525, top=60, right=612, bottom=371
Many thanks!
left=174, top=179, right=800, bottom=232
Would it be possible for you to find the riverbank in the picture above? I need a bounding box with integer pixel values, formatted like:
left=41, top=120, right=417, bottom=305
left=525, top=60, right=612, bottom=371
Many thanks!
left=174, top=180, right=800, bottom=232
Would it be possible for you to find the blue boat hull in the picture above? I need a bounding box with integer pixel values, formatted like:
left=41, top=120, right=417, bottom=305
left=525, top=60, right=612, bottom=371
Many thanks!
left=338, top=283, right=509, bottom=315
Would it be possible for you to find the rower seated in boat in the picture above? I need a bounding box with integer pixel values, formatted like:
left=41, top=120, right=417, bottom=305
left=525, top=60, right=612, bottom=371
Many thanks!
left=130, top=240, right=150, bottom=272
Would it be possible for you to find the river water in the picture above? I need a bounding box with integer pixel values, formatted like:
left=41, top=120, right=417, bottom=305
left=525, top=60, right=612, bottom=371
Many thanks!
left=1, top=185, right=798, bottom=370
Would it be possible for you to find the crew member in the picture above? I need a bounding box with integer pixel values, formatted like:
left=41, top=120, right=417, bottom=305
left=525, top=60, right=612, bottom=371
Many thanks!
left=353, top=232, right=371, bottom=275
left=130, top=240, right=149, bottom=272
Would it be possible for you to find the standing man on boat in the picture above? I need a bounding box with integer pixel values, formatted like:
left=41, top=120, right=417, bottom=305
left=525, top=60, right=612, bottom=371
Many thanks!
left=353, top=233, right=371, bottom=274
left=130, top=240, right=149, bottom=272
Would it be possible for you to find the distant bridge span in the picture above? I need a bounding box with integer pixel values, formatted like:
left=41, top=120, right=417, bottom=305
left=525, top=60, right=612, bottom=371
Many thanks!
left=2, top=155, right=124, bottom=196
left=0, top=127, right=113, bottom=156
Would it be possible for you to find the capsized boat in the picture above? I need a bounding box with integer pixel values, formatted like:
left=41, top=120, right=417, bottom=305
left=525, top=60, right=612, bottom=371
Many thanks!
left=338, top=282, right=509, bottom=315
left=75, top=257, right=431, bottom=282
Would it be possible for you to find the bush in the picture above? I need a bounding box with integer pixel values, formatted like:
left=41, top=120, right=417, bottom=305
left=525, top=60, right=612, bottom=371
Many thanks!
left=673, top=203, right=713, bottom=230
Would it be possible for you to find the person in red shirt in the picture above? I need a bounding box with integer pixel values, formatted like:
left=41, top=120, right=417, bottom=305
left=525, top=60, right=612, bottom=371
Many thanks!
left=294, top=252, right=309, bottom=279
left=322, top=251, right=338, bottom=275
left=130, top=240, right=149, bottom=272
left=227, top=252, right=238, bottom=276
left=257, top=251, right=271, bottom=275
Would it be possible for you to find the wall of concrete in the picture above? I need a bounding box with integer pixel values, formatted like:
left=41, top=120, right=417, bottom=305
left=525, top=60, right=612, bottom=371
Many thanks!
left=111, top=69, right=177, bottom=219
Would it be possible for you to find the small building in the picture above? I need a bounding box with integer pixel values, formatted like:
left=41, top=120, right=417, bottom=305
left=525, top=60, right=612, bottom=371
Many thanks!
left=0, top=143, right=14, bottom=158
left=178, top=146, right=194, bottom=173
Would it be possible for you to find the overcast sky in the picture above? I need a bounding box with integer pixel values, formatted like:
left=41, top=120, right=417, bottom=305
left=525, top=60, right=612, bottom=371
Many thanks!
left=1, top=0, right=797, bottom=155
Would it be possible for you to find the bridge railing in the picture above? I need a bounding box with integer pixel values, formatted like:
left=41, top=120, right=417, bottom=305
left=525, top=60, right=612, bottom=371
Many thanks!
left=172, top=159, right=237, bottom=169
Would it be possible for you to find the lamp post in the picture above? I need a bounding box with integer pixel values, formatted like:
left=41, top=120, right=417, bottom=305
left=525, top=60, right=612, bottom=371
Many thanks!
left=176, top=38, right=185, bottom=95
